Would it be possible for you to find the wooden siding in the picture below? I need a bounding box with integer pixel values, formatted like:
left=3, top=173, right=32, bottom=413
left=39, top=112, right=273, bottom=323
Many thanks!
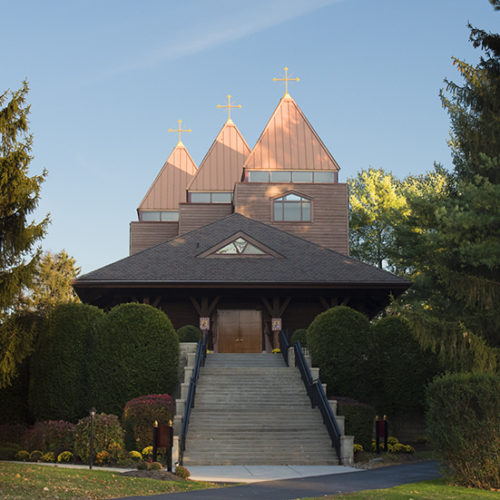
left=244, top=94, right=340, bottom=171
left=129, top=221, right=179, bottom=255
left=138, top=143, right=197, bottom=211
left=234, top=183, right=349, bottom=254
left=178, top=203, right=233, bottom=234
left=188, top=121, right=250, bottom=191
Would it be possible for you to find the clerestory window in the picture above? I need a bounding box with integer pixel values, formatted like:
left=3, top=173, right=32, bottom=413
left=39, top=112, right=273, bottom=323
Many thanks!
left=273, top=193, right=311, bottom=222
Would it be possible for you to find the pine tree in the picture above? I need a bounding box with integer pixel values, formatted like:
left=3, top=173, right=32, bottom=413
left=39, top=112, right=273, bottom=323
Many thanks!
left=0, top=81, right=49, bottom=387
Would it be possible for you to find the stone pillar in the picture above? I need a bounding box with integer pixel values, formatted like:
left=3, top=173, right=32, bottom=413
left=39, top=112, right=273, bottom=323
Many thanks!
left=340, top=435, right=354, bottom=465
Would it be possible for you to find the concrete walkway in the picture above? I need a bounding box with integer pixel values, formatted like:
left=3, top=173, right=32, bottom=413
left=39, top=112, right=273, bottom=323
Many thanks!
left=118, top=461, right=441, bottom=500
left=187, top=465, right=360, bottom=483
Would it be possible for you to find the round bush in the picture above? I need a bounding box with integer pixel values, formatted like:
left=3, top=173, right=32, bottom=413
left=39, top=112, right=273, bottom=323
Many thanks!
left=307, top=306, right=373, bottom=402
left=29, top=303, right=104, bottom=422
left=74, top=413, right=125, bottom=463
left=371, top=316, right=440, bottom=416
left=90, top=303, right=179, bottom=416
left=15, top=450, right=30, bottom=461
left=123, top=394, right=175, bottom=450
left=177, top=325, right=202, bottom=343
left=57, top=451, right=74, bottom=463
left=175, top=465, right=190, bottom=479
left=129, top=450, right=142, bottom=461
left=30, top=450, right=42, bottom=461
left=426, top=372, right=500, bottom=489
left=150, top=461, right=162, bottom=470
left=40, top=451, right=55, bottom=462
left=291, top=329, right=307, bottom=347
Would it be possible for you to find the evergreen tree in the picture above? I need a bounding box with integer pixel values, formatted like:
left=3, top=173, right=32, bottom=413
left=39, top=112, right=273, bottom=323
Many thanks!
left=393, top=25, right=500, bottom=371
left=0, top=81, right=49, bottom=387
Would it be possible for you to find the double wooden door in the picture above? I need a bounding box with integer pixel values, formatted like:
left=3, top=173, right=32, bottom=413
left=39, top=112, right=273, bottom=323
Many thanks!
left=217, top=310, right=262, bottom=353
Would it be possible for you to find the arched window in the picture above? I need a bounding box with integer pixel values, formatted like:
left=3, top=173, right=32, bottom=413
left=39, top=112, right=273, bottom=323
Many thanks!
left=273, top=193, right=311, bottom=222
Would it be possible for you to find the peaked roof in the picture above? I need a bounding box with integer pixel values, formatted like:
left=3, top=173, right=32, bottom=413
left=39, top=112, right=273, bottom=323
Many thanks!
left=75, top=214, right=409, bottom=289
left=138, top=143, right=197, bottom=211
left=244, top=94, right=340, bottom=171
left=188, top=120, right=250, bottom=192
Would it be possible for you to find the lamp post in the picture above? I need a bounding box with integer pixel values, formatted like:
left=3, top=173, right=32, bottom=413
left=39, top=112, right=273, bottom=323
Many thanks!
left=89, top=408, right=96, bottom=470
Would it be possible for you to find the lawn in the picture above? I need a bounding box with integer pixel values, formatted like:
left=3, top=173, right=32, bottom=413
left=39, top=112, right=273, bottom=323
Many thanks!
left=303, top=478, right=499, bottom=499
left=0, top=462, right=222, bottom=499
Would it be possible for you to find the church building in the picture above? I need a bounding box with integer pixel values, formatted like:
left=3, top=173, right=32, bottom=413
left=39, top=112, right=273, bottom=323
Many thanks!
left=73, top=69, right=409, bottom=352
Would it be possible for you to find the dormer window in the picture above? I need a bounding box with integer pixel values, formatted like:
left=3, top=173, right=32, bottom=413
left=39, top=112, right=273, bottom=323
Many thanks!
left=274, top=193, right=311, bottom=222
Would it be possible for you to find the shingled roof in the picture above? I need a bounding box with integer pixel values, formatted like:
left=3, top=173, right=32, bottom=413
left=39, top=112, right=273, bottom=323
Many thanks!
left=75, top=214, right=409, bottom=289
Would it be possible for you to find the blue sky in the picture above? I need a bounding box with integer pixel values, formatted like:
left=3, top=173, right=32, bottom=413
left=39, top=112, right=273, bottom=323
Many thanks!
left=2, top=0, right=497, bottom=273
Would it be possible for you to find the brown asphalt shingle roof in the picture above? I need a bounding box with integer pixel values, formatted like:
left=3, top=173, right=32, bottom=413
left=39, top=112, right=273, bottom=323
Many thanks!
left=74, top=214, right=410, bottom=288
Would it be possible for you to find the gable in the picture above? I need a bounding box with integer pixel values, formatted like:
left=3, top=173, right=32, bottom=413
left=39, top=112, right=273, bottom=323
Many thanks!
left=244, top=94, right=340, bottom=172
left=197, top=231, right=282, bottom=258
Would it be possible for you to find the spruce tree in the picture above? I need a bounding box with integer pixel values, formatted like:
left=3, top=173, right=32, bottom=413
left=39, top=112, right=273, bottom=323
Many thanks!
left=0, top=81, right=49, bottom=387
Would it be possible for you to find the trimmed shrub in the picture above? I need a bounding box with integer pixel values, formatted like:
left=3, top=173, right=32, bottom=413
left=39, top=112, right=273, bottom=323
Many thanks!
left=137, top=460, right=148, bottom=470
left=30, top=450, right=43, bottom=461
left=150, top=461, right=162, bottom=470
left=307, top=306, right=373, bottom=402
left=175, top=465, right=190, bottom=479
left=0, top=359, right=31, bottom=424
left=291, top=329, right=307, bottom=347
left=15, top=450, right=30, bottom=461
left=123, top=394, right=175, bottom=450
left=0, top=443, right=21, bottom=460
left=426, top=372, right=500, bottom=489
left=90, top=303, right=179, bottom=416
left=22, top=420, right=75, bottom=455
left=337, top=397, right=376, bottom=450
left=57, top=451, right=73, bottom=463
left=177, top=325, right=201, bottom=343
left=74, top=413, right=125, bottom=463
left=29, top=303, right=104, bottom=422
left=371, top=316, right=440, bottom=416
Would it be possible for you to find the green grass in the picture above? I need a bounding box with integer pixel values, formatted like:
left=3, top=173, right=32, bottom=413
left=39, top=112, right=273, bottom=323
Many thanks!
left=0, top=462, right=222, bottom=499
left=303, top=479, right=499, bottom=499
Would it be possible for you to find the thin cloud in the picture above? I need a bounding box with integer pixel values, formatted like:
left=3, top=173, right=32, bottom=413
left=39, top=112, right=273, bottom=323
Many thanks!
left=87, top=0, right=342, bottom=84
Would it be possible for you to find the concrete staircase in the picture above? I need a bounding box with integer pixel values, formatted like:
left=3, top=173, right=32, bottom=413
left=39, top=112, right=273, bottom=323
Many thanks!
left=182, top=353, right=339, bottom=465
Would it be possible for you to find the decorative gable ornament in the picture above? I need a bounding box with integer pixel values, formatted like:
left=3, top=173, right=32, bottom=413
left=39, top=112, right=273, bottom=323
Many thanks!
left=198, top=231, right=282, bottom=259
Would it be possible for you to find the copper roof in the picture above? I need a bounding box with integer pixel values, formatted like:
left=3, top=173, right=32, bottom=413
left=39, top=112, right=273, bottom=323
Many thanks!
left=138, top=143, right=197, bottom=211
left=244, top=94, right=340, bottom=171
left=188, top=120, right=250, bottom=192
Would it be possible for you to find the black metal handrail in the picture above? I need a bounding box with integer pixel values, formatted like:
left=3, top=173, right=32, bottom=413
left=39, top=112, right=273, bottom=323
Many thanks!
left=278, top=330, right=289, bottom=366
left=294, top=341, right=342, bottom=463
left=179, top=336, right=207, bottom=465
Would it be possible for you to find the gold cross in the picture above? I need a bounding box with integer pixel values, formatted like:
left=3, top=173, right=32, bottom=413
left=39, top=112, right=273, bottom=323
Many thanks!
left=273, top=66, right=299, bottom=97
left=217, top=94, right=242, bottom=123
left=168, top=119, right=191, bottom=145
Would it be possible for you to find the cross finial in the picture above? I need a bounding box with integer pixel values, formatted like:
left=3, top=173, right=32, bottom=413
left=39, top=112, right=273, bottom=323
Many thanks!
left=273, top=66, right=299, bottom=97
left=217, top=94, right=242, bottom=123
left=168, top=119, right=191, bottom=145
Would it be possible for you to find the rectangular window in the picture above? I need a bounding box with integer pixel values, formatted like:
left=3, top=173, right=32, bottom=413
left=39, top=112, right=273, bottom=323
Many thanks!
left=141, top=211, right=161, bottom=221
left=302, top=201, right=311, bottom=221
left=285, top=202, right=302, bottom=221
left=292, top=171, right=313, bottom=183
left=270, top=171, right=291, bottom=183
left=314, top=172, right=335, bottom=183
left=160, top=211, right=179, bottom=221
left=190, top=192, right=211, bottom=203
left=211, top=192, right=232, bottom=203
left=274, top=202, right=283, bottom=221
left=248, top=171, right=269, bottom=182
